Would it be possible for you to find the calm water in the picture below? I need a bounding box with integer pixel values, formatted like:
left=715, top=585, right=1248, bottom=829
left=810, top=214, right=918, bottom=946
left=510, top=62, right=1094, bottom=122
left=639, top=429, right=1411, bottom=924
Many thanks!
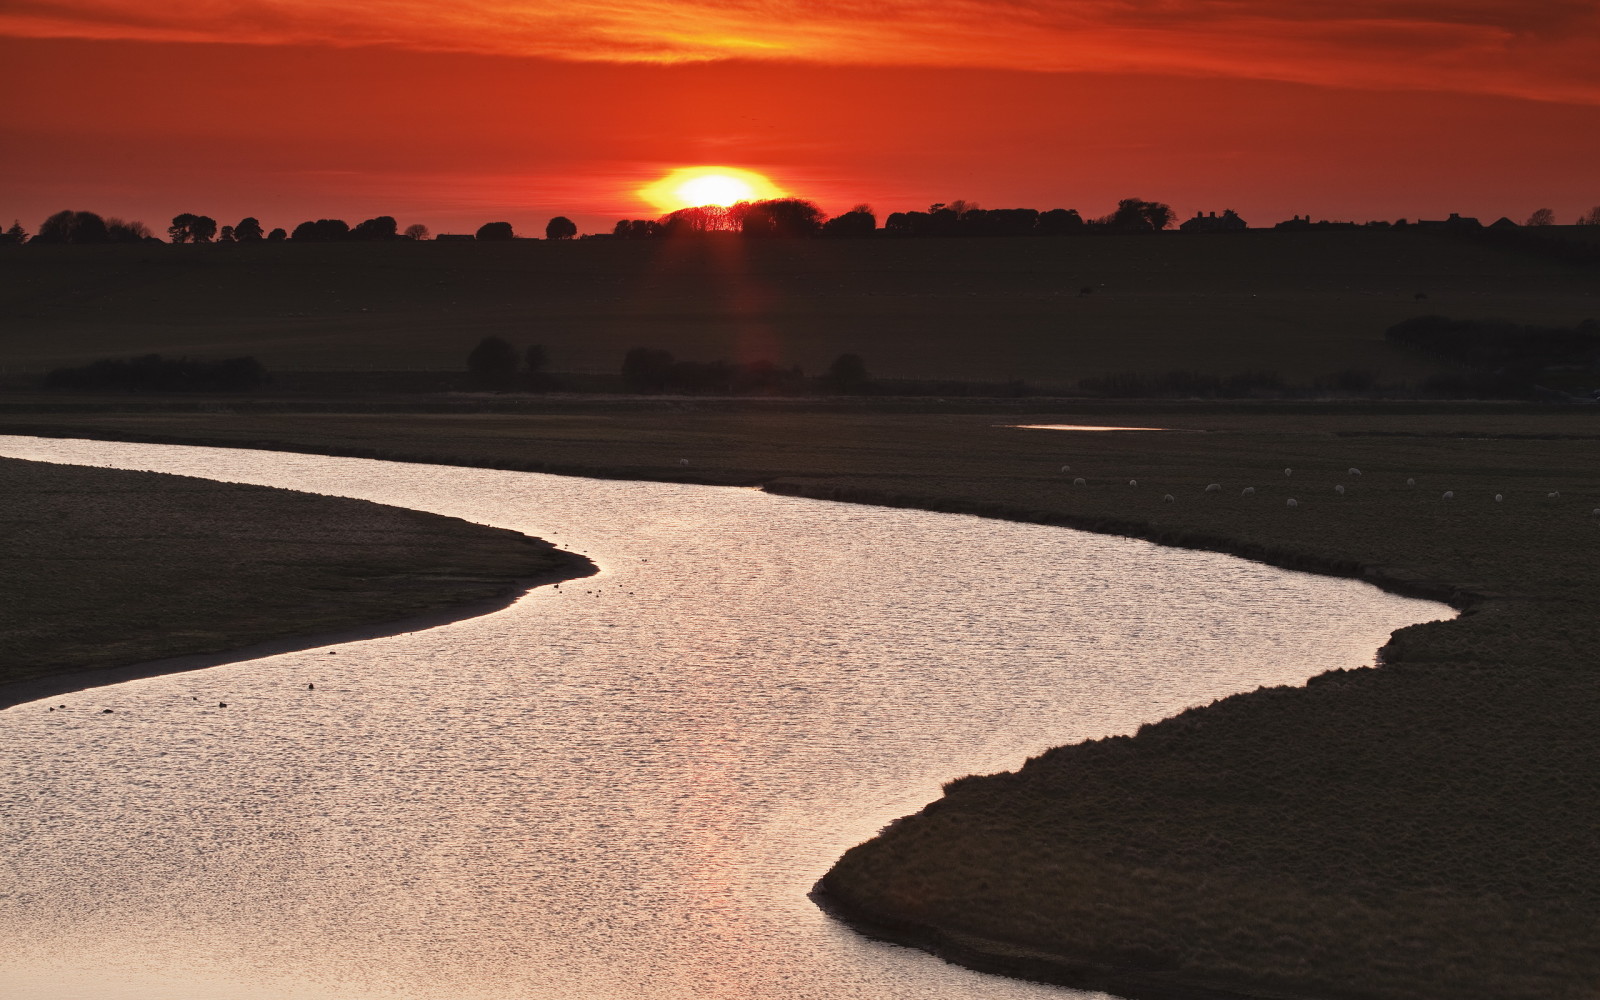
left=0, top=437, right=1450, bottom=1000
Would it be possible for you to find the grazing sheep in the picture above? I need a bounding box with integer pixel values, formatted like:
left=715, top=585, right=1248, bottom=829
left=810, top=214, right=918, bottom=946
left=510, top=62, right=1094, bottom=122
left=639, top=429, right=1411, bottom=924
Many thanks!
left=1242, top=487, right=1256, bottom=495
left=1074, top=477, right=1087, bottom=486
left=1284, top=468, right=1293, bottom=476
left=1163, top=494, right=1174, bottom=502
left=1335, top=485, right=1345, bottom=495
left=1060, top=464, right=1071, bottom=473
left=1592, top=508, right=1599, bottom=516
left=1495, top=494, right=1503, bottom=502
left=1548, top=492, right=1561, bottom=499
left=1443, top=491, right=1454, bottom=500
left=1287, top=498, right=1298, bottom=507
left=678, top=458, right=690, bottom=466
left=1205, top=483, right=1221, bottom=492
left=1129, top=479, right=1138, bottom=486
left=1407, top=478, right=1417, bottom=487
left=1348, top=468, right=1362, bottom=476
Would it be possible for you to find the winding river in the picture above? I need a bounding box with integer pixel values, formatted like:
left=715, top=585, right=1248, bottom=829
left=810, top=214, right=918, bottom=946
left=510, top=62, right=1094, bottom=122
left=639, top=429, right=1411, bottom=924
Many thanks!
left=0, top=437, right=1450, bottom=1000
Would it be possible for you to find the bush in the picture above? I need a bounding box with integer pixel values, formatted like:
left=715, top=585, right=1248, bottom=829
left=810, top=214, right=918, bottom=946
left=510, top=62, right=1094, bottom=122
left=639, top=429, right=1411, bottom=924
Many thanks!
left=44, top=355, right=266, bottom=392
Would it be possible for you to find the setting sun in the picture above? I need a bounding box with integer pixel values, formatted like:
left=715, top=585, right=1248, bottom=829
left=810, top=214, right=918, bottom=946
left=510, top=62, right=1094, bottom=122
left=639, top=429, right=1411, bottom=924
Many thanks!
left=638, top=165, right=786, bottom=213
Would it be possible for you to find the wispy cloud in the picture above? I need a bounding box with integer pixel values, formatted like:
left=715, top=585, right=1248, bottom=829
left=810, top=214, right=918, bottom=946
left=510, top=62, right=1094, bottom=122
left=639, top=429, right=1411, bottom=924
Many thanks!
left=4, top=0, right=1597, bottom=104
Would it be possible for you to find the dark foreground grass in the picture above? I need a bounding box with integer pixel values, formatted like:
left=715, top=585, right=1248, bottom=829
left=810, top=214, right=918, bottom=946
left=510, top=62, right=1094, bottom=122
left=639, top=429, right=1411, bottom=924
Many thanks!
left=0, top=456, right=592, bottom=706
left=5, top=230, right=1596, bottom=387
left=3, top=400, right=1599, bottom=999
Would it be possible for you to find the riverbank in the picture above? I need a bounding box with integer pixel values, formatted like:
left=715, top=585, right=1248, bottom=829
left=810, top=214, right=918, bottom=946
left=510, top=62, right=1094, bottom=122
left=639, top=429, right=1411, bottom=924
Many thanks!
left=3, top=400, right=1597, bottom=1000
left=0, top=456, right=595, bottom=709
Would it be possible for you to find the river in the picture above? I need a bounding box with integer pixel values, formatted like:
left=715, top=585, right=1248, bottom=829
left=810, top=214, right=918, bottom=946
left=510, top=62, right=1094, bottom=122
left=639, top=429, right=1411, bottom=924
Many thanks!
left=0, top=437, right=1450, bottom=1000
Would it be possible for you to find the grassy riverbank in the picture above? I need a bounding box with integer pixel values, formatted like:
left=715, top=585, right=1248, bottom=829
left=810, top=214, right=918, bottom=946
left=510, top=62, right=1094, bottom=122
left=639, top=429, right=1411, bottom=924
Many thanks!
left=0, top=456, right=592, bottom=708
left=3, top=399, right=1598, bottom=999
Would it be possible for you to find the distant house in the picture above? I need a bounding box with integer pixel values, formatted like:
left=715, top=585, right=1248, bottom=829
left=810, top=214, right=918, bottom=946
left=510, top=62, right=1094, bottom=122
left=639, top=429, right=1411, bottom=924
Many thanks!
left=1415, top=213, right=1483, bottom=232
left=435, top=233, right=476, bottom=241
left=1274, top=214, right=1359, bottom=231
left=1179, top=210, right=1248, bottom=233
left=1488, top=217, right=1520, bottom=229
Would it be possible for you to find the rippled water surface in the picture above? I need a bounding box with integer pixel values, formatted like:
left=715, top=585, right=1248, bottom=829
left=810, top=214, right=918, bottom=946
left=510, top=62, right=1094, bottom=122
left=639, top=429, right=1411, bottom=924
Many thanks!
left=0, top=437, right=1450, bottom=1000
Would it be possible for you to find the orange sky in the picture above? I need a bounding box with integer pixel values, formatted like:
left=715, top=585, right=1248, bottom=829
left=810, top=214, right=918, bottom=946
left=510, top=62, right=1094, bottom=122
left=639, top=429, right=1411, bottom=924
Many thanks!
left=3, top=2, right=1598, bottom=235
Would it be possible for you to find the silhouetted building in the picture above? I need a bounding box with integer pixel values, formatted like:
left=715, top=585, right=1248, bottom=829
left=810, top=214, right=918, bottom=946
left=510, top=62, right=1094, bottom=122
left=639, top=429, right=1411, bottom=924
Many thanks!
left=1415, top=213, right=1483, bottom=232
left=1180, top=210, right=1248, bottom=233
left=435, top=233, right=476, bottom=241
left=1274, top=215, right=1359, bottom=231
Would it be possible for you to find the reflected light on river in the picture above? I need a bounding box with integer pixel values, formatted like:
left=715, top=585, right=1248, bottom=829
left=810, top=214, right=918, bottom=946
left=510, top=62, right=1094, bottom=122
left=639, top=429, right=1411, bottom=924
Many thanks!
left=0, top=437, right=1450, bottom=1000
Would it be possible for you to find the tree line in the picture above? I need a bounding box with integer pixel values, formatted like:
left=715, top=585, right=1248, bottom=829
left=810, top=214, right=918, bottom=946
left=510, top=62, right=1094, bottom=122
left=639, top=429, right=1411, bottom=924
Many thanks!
left=8, top=201, right=1600, bottom=247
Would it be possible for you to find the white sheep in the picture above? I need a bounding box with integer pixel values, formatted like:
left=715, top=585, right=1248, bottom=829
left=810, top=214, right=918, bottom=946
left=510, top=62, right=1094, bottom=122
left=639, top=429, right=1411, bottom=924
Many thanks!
left=1407, top=478, right=1416, bottom=487
left=1348, top=468, right=1362, bottom=476
left=1129, top=479, right=1138, bottom=487
left=1284, top=468, right=1293, bottom=476
left=1592, top=508, right=1599, bottom=517
left=1287, top=498, right=1298, bottom=507
left=1205, top=483, right=1221, bottom=492
left=678, top=458, right=690, bottom=466
left=1060, top=464, right=1071, bottom=473
left=1442, top=491, right=1454, bottom=500
left=1495, top=494, right=1503, bottom=502
left=1074, top=477, right=1087, bottom=486
left=1162, top=494, right=1174, bottom=502
left=1242, top=487, right=1256, bottom=495
left=1548, top=491, right=1561, bottom=499
left=1334, top=484, right=1345, bottom=495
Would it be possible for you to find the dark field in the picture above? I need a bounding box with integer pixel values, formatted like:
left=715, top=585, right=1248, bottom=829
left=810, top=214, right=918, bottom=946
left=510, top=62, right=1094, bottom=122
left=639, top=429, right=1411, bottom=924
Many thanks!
left=4, top=230, right=1597, bottom=388
left=0, top=456, right=590, bottom=706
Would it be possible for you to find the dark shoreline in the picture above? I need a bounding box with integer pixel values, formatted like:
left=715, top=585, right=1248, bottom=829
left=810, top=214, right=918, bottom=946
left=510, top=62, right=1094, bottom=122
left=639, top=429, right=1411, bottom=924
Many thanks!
left=0, top=554, right=596, bottom=713
left=808, top=880, right=1291, bottom=1000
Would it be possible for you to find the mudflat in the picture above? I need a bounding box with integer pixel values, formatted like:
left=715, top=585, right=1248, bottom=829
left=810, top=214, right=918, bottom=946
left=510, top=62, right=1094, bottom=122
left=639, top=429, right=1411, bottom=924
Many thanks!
left=0, top=456, right=591, bottom=707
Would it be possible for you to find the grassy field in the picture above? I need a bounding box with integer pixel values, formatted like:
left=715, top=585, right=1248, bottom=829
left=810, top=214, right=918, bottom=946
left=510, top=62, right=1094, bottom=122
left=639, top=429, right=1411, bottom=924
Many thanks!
left=3, top=398, right=1599, bottom=998
left=0, top=455, right=591, bottom=707
left=4, top=230, right=1597, bottom=389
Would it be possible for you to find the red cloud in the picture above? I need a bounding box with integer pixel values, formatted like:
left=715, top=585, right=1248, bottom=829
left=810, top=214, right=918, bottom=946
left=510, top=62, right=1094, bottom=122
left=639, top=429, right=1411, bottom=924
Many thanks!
left=3, top=0, right=1597, bottom=104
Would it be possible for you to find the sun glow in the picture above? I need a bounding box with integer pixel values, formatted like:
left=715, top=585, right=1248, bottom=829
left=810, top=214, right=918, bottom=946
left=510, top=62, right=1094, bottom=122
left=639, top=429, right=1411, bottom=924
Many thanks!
left=638, top=166, right=785, bottom=213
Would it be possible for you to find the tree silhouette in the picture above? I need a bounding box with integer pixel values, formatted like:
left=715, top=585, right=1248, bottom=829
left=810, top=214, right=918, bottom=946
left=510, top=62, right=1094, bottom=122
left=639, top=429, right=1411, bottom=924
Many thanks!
left=37, top=210, right=108, bottom=244
left=403, top=223, right=430, bottom=241
left=476, top=221, right=515, bottom=241
left=1526, top=208, right=1555, bottom=227
left=104, top=218, right=152, bottom=242
left=525, top=344, right=548, bottom=374
left=823, top=205, right=875, bottom=237
left=622, top=347, right=675, bottom=393
left=168, top=213, right=217, bottom=243
left=1108, top=198, right=1175, bottom=232
left=739, top=198, right=825, bottom=237
left=823, top=353, right=870, bottom=393
left=267, top=227, right=287, bottom=241
left=350, top=216, right=398, bottom=240
left=218, top=225, right=236, bottom=242
left=1037, top=208, right=1085, bottom=234
left=234, top=217, right=264, bottom=241
left=467, top=336, right=519, bottom=388
left=545, top=216, right=577, bottom=240
left=290, top=219, right=350, bottom=241
left=660, top=206, right=732, bottom=235
left=613, top=219, right=662, bottom=239
left=1582, top=206, right=1600, bottom=226
left=1, top=220, right=26, bottom=244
